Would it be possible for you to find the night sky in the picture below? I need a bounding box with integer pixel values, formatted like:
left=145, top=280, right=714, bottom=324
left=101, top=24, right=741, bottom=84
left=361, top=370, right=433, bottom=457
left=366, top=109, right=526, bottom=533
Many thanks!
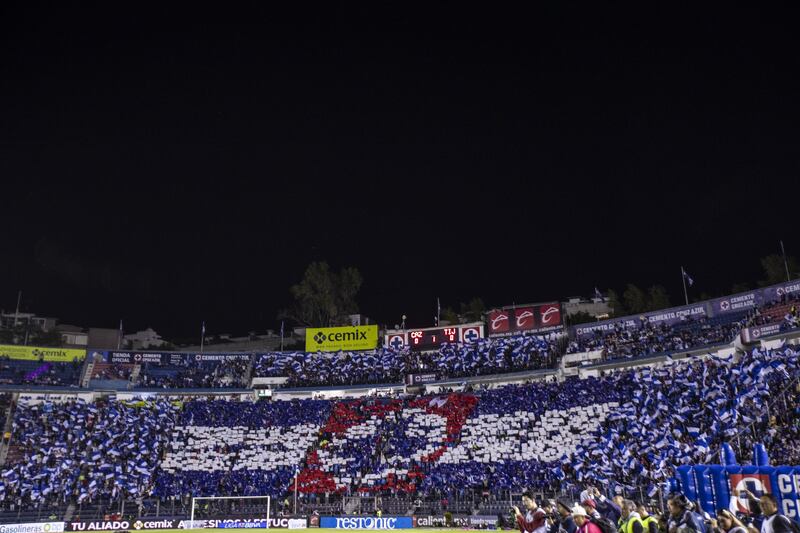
left=1, top=5, right=798, bottom=338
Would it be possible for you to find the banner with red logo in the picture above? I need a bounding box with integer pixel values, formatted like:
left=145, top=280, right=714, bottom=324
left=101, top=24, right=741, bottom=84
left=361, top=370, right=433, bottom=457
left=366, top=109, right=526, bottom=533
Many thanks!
left=487, top=303, right=563, bottom=337
left=487, top=310, right=511, bottom=334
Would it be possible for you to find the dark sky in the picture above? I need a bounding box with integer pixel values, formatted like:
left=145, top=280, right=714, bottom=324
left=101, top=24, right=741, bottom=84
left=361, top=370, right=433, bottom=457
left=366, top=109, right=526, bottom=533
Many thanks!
left=1, top=5, right=798, bottom=338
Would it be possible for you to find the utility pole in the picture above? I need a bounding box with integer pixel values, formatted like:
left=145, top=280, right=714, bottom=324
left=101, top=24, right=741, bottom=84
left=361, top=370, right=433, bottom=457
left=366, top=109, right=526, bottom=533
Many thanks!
left=781, top=240, right=791, bottom=282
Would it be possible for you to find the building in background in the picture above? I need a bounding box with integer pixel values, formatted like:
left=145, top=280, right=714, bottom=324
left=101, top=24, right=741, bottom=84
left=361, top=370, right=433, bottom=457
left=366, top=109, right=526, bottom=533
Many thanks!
left=123, top=328, right=166, bottom=350
left=561, top=296, right=612, bottom=321
left=0, top=312, right=57, bottom=332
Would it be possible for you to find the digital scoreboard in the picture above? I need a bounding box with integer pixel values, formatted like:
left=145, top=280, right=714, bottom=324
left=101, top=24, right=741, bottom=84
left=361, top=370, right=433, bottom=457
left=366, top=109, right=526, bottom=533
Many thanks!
left=408, top=327, right=458, bottom=350
left=385, top=324, right=484, bottom=351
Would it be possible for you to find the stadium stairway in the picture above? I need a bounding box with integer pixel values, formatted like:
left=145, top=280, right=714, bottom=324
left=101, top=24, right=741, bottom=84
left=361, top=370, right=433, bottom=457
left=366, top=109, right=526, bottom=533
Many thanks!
left=0, top=397, right=16, bottom=466
left=80, top=359, right=95, bottom=388
left=64, top=503, right=76, bottom=523
left=131, top=363, right=142, bottom=383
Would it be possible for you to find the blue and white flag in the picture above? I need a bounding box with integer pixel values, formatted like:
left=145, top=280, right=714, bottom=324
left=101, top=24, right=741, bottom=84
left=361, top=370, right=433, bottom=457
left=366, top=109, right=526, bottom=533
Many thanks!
left=682, top=268, right=694, bottom=287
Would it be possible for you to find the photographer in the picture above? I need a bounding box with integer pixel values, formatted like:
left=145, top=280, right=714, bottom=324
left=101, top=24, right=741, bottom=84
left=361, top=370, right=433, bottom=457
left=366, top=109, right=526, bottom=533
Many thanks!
left=709, top=509, right=747, bottom=533
left=513, top=490, right=548, bottom=533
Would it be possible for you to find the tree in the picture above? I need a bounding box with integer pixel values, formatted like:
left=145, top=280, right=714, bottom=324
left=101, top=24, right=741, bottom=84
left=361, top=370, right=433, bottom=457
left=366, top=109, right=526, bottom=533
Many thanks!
left=281, top=261, right=363, bottom=327
left=459, top=297, right=485, bottom=323
left=30, top=328, right=63, bottom=347
left=646, top=285, right=671, bottom=311
left=440, top=307, right=460, bottom=325
left=730, top=282, right=751, bottom=294
left=606, top=289, right=626, bottom=317
left=623, top=284, right=648, bottom=315
left=758, top=254, right=799, bottom=286
left=565, top=311, right=596, bottom=326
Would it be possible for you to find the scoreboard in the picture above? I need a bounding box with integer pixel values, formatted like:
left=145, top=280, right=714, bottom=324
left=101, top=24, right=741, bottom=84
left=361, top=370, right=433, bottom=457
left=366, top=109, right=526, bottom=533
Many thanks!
left=385, top=323, right=484, bottom=351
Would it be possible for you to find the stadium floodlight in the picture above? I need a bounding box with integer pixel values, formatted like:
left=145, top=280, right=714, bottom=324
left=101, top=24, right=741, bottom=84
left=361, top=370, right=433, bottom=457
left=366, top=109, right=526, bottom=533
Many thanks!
left=190, top=495, right=271, bottom=528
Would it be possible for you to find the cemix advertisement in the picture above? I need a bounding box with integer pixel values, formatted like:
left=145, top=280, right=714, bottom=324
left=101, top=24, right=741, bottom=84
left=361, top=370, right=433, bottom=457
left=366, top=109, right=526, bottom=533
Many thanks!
left=0, top=344, right=86, bottom=362
left=305, top=325, right=378, bottom=352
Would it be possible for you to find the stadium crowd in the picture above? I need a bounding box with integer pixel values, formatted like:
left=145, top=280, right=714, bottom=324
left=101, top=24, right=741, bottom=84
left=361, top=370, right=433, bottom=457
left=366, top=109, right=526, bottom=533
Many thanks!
left=1, top=398, right=177, bottom=509
left=565, top=317, right=745, bottom=359
left=135, top=357, right=251, bottom=389
left=253, top=333, right=559, bottom=387
left=0, top=341, right=799, bottom=520
left=0, top=358, right=83, bottom=387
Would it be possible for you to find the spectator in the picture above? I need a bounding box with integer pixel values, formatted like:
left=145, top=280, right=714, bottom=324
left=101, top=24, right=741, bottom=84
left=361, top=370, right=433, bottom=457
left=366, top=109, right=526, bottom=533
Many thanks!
left=514, top=490, right=547, bottom=533
left=758, top=494, right=794, bottom=533
left=573, top=506, right=603, bottom=533
left=556, top=498, right=578, bottom=533
left=709, top=509, right=748, bottom=533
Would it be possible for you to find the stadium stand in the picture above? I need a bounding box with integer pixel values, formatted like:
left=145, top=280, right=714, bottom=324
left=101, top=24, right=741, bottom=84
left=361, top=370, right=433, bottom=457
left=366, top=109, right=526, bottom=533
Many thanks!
left=565, top=312, right=748, bottom=359
left=135, top=357, right=251, bottom=389
left=0, top=358, right=83, bottom=387
left=252, top=333, right=560, bottom=387
left=1, top=343, right=797, bottom=521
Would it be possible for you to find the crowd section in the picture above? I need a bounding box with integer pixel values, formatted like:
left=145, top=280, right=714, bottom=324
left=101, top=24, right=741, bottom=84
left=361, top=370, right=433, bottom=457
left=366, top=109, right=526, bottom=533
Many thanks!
left=134, top=357, right=251, bottom=389
left=566, top=314, right=747, bottom=358
left=0, top=357, right=83, bottom=387
left=0, top=344, right=799, bottom=513
left=153, top=398, right=330, bottom=499
left=253, top=333, right=559, bottom=387
left=1, top=398, right=177, bottom=510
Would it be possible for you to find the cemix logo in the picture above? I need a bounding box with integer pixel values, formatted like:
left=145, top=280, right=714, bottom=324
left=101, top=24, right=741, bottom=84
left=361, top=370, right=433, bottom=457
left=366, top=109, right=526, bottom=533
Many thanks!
left=32, top=349, right=66, bottom=357
left=133, top=522, right=143, bottom=531
left=315, top=331, right=368, bottom=344
left=539, top=305, right=560, bottom=324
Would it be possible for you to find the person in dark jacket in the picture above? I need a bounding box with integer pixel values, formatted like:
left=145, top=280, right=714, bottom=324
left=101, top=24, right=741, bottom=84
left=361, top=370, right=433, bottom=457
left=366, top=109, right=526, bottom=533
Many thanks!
left=556, top=498, right=578, bottom=533
left=668, top=495, right=705, bottom=533
left=586, top=488, right=623, bottom=524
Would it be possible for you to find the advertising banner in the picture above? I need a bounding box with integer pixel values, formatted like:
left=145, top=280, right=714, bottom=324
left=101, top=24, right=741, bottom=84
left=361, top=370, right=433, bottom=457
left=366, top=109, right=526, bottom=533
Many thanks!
left=411, top=516, right=447, bottom=528
left=319, top=517, right=412, bottom=530
left=66, top=517, right=300, bottom=531
left=99, top=351, right=251, bottom=365
left=573, top=303, right=708, bottom=341
left=0, top=345, right=85, bottom=362
left=761, top=280, right=800, bottom=303
left=709, top=291, right=759, bottom=315
left=405, top=373, right=438, bottom=386
left=0, top=523, right=65, bottom=533
left=741, top=323, right=786, bottom=344
left=572, top=279, right=800, bottom=342
left=487, top=303, right=563, bottom=337
left=487, top=309, right=511, bottom=334
left=17, top=392, right=94, bottom=406
left=676, top=464, right=800, bottom=519
left=305, top=325, right=378, bottom=352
